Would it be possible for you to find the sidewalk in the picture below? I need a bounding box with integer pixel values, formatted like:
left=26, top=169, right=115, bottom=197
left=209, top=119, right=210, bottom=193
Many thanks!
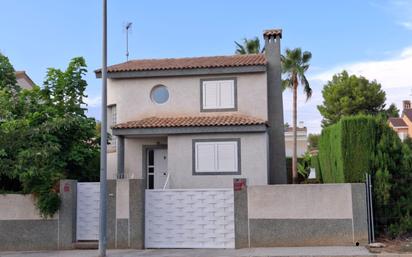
left=0, top=246, right=375, bottom=257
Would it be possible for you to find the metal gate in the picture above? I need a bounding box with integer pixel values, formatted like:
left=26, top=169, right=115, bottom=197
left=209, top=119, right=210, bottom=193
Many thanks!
left=76, top=182, right=100, bottom=241
left=145, top=189, right=235, bottom=248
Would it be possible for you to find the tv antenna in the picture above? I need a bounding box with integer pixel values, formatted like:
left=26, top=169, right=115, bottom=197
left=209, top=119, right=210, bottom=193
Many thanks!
left=124, top=22, right=133, bottom=61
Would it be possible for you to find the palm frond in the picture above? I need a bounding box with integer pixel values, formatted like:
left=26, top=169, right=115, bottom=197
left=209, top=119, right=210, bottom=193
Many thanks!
left=302, top=51, right=312, bottom=64
left=235, top=37, right=261, bottom=54
left=300, top=75, right=312, bottom=100
left=234, top=41, right=246, bottom=54
left=282, top=78, right=292, bottom=91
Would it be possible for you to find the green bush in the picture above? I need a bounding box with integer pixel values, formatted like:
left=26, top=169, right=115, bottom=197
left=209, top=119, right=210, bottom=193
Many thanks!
left=317, top=114, right=412, bottom=236
left=310, top=155, right=322, bottom=182
left=318, top=115, right=376, bottom=183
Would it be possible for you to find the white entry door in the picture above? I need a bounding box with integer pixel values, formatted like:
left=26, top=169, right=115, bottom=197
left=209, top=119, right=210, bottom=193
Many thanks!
left=147, top=148, right=168, bottom=189
left=154, top=149, right=168, bottom=189
left=76, top=182, right=100, bottom=241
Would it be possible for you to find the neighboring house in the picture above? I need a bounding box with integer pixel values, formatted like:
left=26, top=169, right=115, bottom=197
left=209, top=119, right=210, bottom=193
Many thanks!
left=388, top=100, right=412, bottom=141
left=95, top=29, right=287, bottom=189
left=284, top=125, right=308, bottom=157
left=15, top=71, right=35, bottom=89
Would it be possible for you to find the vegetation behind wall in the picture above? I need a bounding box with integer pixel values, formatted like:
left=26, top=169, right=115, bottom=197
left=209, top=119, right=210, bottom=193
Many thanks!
left=316, top=115, right=412, bottom=236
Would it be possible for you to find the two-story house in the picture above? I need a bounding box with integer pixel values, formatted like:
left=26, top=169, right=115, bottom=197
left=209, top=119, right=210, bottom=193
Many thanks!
left=389, top=100, right=412, bottom=141
left=95, top=29, right=287, bottom=190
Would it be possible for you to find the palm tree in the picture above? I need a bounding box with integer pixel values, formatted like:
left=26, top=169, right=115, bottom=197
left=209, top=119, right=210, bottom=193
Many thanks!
left=281, top=48, right=312, bottom=184
left=234, top=37, right=261, bottom=54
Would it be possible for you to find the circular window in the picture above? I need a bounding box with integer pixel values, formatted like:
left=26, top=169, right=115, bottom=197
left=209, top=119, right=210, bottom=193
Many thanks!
left=150, top=85, right=169, bottom=104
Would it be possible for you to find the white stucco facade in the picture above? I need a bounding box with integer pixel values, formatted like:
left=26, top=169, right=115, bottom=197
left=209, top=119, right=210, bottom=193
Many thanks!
left=167, top=133, right=268, bottom=188
left=107, top=73, right=268, bottom=123
left=105, top=70, right=271, bottom=188
left=284, top=129, right=308, bottom=157
left=107, top=133, right=268, bottom=188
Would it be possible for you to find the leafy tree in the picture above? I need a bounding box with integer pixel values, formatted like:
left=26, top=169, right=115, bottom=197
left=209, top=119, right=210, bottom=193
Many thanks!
left=318, top=71, right=386, bottom=127
left=235, top=37, right=261, bottom=54
left=0, top=56, right=99, bottom=216
left=308, top=133, right=320, bottom=150
left=0, top=52, right=20, bottom=93
left=385, top=103, right=400, bottom=118
left=282, top=48, right=312, bottom=184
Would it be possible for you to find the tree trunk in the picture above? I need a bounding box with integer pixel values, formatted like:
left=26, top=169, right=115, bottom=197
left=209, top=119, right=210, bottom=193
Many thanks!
left=292, top=79, right=298, bottom=184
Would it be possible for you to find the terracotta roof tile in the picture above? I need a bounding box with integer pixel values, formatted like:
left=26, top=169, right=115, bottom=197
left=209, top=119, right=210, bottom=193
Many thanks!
left=389, top=117, right=408, bottom=127
left=96, top=54, right=266, bottom=73
left=263, top=29, right=282, bottom=38
left=113, top=115, right=267, bottom=129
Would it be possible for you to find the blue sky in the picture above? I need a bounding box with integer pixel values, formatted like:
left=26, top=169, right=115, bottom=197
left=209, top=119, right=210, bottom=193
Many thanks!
left=1, top=0, right=411, bottom=133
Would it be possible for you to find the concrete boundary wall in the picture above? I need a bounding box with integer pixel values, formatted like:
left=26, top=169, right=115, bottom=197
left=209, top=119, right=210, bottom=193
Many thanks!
left=0, top=179, right=144, bottom=251
left=0, top=180, right=77, bottom=251
left=233, top=179, right=368, bottom=248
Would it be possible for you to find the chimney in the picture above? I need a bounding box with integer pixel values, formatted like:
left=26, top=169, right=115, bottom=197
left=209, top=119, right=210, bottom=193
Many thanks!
left=264, top=29, right=287, bottom=184
left=403, top=100, right=411, bottom=110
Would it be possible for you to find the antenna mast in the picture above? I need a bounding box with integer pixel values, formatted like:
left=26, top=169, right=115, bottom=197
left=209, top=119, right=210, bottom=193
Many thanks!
left=125, top=22, right=132, bottom=61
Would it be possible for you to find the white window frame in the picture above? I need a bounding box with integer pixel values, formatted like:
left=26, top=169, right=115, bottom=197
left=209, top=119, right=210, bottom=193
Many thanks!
left=192, top=138, right=241, bottom=175
left=200, top=78, right=237, bottom=111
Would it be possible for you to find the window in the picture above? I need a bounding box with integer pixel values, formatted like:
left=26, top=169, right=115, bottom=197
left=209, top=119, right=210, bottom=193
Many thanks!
left=107, top=104, right=117, bottom=147
left=201, top=78, right=236, bottom=111
left=193, top=139, right=240, bottom=175
left=150, top=85, right=169, bottom=104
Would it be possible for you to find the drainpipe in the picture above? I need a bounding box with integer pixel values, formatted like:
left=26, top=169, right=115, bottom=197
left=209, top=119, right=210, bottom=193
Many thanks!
left=264, top=29, right=287, bottom=184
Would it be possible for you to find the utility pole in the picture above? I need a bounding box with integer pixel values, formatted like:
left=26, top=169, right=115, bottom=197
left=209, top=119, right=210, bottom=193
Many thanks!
left=125, top=22, right=132, bottom=61
left=99, top=0, right=108, bottom=256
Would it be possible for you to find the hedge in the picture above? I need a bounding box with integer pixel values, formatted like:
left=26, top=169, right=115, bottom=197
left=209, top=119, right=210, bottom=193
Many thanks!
left=318, top=115, right=376, bottom=183
left=316, top=114, right=412, bottom=236
left=310, top=155, right=322, bottom=182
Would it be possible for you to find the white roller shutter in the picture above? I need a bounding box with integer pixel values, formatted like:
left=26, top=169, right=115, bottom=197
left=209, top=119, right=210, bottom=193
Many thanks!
left=195, top=141, right=238, bottom=173
left=219, top=80, right=234, bottom=108
left=202, top=81, right=219, bottom=109
left=202, top=79, right=235, bottom=109
left=216, top=142, right=237, bottom=172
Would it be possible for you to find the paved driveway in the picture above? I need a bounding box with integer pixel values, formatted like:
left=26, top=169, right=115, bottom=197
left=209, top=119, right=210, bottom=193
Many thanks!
left=0, top=246, right=374, bottom=257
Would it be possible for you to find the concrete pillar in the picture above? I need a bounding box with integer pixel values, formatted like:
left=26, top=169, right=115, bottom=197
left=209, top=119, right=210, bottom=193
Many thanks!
left=58, top=180, right=77, bottom=249
left=264, top=29, right=287, bottom=184
left=351, top=183, right=369, bottom=245
left=107, top=180, right=117, bottom=248
left=233, top=178, right=249, bottom=248
left=129, top=179, right=145, bottom=249
left=117, top=136, right=125, bottom=179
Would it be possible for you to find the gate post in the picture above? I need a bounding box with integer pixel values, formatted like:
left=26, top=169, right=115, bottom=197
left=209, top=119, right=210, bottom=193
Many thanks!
left=129, top=179, right=145, bottom=249
left=58, top=180, right=77, bottom=249
left=233, top=178, right=249, bottom=248
left=107, top=179, right=117, bottom=248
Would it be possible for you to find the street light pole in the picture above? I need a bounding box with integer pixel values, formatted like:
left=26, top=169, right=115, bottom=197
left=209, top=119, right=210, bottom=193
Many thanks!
left=99, top=0, right=108, bottom=256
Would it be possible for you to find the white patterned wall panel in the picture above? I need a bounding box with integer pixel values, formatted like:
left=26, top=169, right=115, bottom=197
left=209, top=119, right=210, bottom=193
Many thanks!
left=145, top=189, right=235, bottom=248
left=76, top=182, right=100, bottom=241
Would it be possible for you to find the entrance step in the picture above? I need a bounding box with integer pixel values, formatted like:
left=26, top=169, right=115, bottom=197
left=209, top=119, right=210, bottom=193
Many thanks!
left=73, top=241, right=98, bottom=249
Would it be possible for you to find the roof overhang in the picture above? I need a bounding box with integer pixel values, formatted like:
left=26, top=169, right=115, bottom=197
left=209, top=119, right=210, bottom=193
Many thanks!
left=95, top=65, right=267, bottom=79
left=113, top=124, right=267, bottom=136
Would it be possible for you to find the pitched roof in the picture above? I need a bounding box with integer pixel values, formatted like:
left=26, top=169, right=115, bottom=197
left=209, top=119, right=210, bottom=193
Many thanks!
left=389, top=117, right=408, bottom=127
left=113, top=115, right=266, bottom=129
left=403, top=109, right=412, bottom=122
left=96, top=54, right=266, bottom=74
left=15, top=71, right=35, bottom=88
